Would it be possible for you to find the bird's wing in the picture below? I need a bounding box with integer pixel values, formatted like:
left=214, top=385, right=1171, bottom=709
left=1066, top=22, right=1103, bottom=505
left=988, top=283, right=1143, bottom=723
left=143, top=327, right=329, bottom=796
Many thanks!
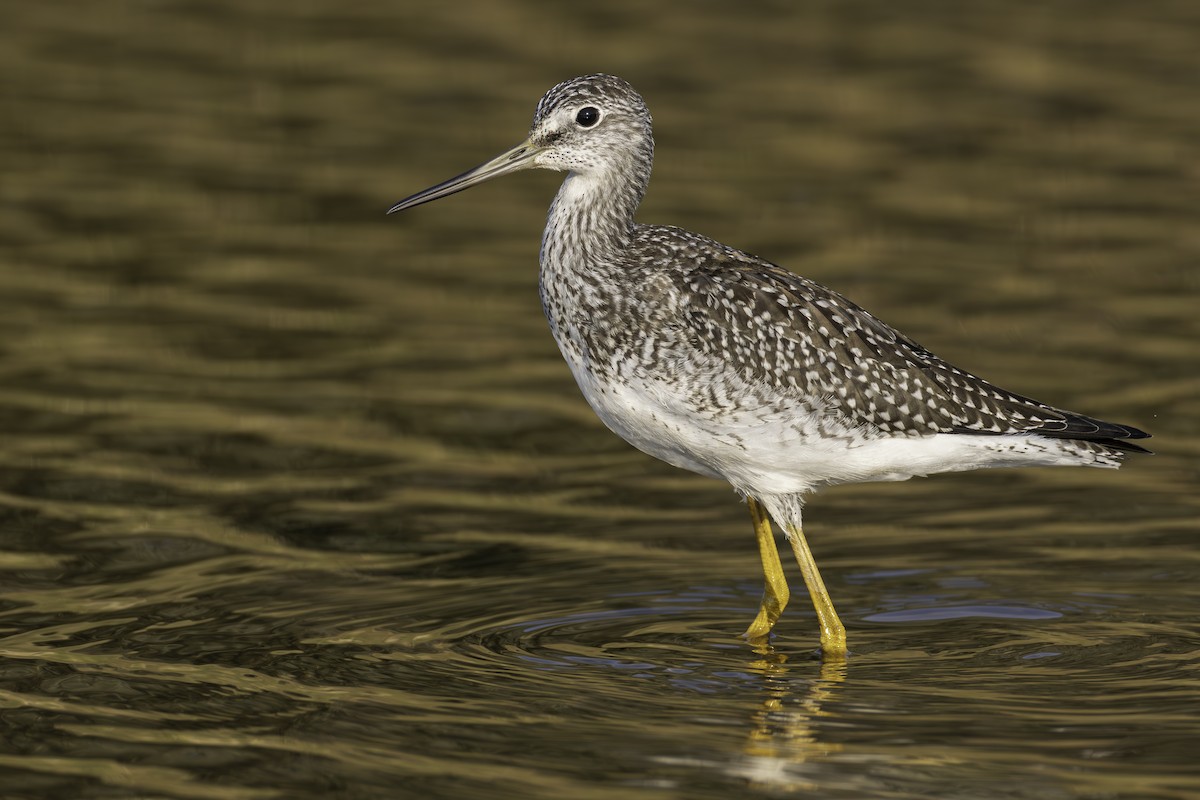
left=668, top=254, right=1148, bottom=447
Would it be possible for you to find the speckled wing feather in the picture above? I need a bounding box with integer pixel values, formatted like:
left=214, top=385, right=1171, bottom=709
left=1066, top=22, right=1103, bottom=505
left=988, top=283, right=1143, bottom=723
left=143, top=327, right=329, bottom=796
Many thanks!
left=662, top=239, right=1150, bottom=451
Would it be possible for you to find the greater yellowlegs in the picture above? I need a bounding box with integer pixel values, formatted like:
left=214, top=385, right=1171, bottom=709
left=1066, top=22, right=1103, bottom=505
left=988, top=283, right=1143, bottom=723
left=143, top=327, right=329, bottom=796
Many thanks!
left=388, top=74, right=1150, bottom=655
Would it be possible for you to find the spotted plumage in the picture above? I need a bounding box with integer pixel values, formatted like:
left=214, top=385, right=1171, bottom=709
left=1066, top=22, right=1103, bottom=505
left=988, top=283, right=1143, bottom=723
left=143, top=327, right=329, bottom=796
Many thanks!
left=389, top=74, right=1150, bottom=653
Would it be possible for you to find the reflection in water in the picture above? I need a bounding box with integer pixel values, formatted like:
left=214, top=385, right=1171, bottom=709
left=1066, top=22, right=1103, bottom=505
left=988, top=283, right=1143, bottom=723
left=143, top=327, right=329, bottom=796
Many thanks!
left=1, top=0, right=1198, bottom=798
left=737, top=645, right=847, bottom=792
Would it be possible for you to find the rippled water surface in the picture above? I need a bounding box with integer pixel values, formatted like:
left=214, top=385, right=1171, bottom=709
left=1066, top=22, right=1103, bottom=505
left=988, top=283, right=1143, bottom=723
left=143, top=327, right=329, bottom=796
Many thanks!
left=2, top=2, right=1198, bottom=798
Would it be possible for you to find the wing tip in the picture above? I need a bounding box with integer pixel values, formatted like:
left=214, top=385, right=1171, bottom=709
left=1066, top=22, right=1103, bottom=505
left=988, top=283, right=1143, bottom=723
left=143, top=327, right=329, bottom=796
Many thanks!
left=950, top=416, right=1153, bottom=455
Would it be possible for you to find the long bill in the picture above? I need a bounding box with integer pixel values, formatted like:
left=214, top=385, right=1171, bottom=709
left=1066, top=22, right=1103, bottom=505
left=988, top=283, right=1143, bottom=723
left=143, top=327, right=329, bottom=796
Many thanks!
left=387, top=138, right=542, bottom=214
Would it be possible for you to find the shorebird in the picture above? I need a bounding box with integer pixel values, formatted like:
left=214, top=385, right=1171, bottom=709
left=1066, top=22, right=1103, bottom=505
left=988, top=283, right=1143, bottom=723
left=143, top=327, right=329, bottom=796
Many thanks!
left=388, top=74, right=1149, bottom=655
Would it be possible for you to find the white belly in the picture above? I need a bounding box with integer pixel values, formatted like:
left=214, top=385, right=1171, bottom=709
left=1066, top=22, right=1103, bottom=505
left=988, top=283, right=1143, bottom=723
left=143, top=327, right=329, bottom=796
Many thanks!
left=562, top=358, right=1109, bottom=497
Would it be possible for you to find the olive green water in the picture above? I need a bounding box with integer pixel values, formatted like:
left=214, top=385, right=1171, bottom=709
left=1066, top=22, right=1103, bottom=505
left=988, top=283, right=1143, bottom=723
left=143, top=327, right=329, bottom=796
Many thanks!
left=2, top=2, right=1198, bottom=798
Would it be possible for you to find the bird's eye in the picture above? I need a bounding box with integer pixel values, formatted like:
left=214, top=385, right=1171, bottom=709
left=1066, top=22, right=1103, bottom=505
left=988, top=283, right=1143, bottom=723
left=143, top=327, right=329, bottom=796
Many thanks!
left=575, top=107, right=601, bottom=128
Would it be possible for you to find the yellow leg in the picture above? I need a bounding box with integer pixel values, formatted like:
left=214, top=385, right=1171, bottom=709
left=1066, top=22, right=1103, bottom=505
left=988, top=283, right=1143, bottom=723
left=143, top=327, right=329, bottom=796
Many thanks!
left=784, top=523, right=847, bottom=655
left=744, top=497, right=790, bottom=640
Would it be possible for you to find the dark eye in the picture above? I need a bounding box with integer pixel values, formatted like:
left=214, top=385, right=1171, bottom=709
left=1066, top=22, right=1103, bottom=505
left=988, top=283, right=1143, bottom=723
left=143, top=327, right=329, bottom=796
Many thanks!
left=575, top=107, right=600, bottom=127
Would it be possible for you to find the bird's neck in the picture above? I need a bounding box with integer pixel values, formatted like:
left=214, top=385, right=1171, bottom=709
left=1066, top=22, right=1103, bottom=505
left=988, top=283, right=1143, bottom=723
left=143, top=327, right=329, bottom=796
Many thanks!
left=539, top=143, right=652, bottom=283
left=538, top=142, right=653, bottom=348
left=540, top=173, right=633, bottom=272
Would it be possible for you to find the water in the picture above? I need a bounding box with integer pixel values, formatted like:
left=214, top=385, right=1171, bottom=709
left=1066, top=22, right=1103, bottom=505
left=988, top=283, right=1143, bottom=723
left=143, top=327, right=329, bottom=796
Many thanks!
left=2, top=1, right=1198, bottom=798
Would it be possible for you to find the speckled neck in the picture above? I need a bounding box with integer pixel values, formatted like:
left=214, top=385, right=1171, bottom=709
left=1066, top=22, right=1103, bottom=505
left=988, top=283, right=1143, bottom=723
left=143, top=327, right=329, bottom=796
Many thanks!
left=539, top=138, right=653, bottom=283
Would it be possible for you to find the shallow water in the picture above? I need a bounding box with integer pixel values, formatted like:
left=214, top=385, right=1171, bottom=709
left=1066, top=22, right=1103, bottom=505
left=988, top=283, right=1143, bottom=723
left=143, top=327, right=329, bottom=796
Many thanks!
left=2, top=2, right=1198, bottom=798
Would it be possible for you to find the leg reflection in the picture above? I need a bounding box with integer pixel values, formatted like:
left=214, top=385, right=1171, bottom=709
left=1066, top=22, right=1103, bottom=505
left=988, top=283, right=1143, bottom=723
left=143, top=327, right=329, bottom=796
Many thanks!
left=735, top=640, right=847, bottom=791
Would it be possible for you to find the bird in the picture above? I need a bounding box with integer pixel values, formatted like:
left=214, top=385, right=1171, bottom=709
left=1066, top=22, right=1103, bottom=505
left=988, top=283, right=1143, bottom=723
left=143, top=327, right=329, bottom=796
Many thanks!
left=387, top=74, right=1150, bottom=655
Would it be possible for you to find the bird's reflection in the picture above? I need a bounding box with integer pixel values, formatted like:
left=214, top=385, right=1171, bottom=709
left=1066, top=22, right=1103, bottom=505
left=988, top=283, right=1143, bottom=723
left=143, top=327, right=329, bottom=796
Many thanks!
left=730, top=641, right=847, bottom=791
